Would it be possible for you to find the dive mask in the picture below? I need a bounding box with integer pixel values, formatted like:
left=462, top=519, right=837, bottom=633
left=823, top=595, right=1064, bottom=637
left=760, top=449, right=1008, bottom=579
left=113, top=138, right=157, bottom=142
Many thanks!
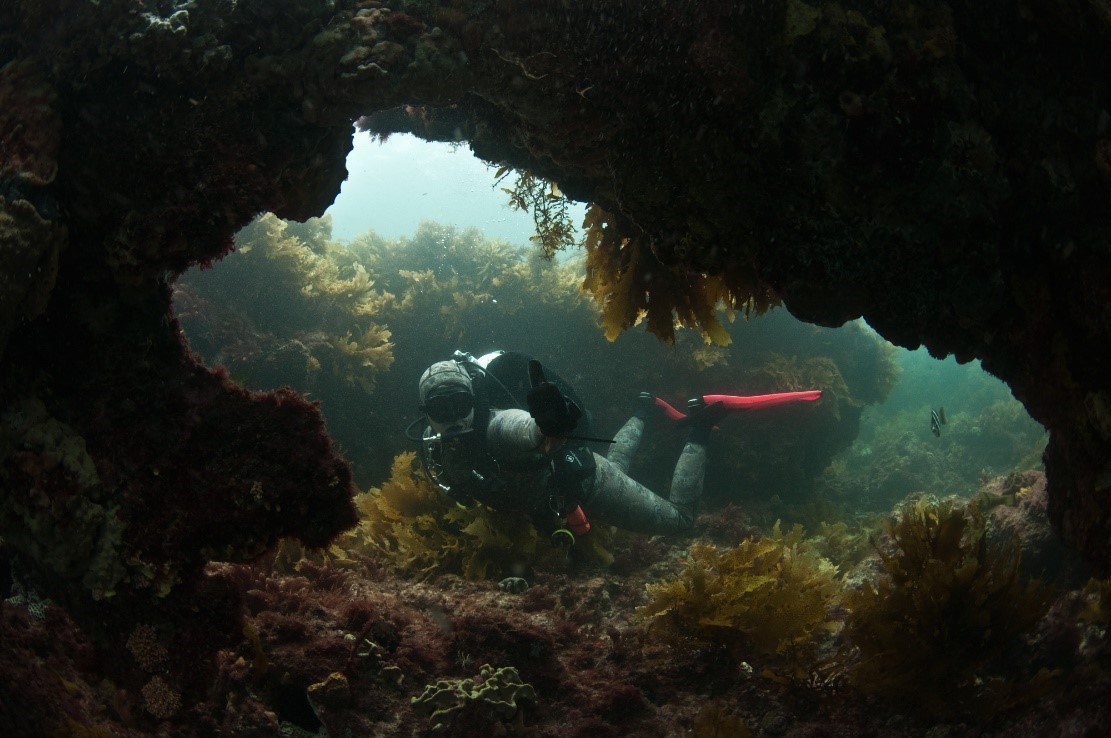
left=424, top=390, right=475, bottom=423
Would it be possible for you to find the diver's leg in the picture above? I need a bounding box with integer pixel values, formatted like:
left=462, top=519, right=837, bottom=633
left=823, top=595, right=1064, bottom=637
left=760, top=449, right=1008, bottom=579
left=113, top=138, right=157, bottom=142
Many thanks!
left=667, top=441, right=707, bottom=523
left=606, top=416, right=644, bottom=475
left=667, top=398, right=727, bottom=525
left=582, top=453, right=694, bottom=534
left=585, top=398, right=723, bottom=535
left=606, top=392, right=661, bottom=474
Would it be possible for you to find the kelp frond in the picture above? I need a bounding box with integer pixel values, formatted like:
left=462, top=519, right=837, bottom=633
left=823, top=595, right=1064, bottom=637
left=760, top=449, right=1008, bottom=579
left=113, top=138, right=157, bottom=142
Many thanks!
left=581, top=204, right=778, bottom=344
left=497, top=168, right=579, bottom=258
left=334, top=453, right=572, bottom=581
left=838, top=496, right=1053, bottom=718
left=637, top=522, right=840, bottom=670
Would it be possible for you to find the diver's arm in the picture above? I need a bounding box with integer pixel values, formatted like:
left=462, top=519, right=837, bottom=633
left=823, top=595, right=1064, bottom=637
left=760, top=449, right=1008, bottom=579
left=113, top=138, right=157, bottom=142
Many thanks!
left=486, top=408, right=547, bottom=453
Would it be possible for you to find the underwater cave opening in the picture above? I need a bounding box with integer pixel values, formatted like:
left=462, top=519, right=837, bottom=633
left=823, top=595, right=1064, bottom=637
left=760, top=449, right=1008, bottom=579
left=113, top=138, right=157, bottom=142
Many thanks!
left=842, top=340, right=1047, bottom=509
left=168, top=128, right=1045, bottom=512
left=323, top=129, right=585, bottom=244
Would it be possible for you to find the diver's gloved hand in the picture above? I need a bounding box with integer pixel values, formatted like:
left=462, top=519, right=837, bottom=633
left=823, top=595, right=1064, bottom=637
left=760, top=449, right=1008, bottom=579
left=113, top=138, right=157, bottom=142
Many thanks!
left=684, top=397, right=728, bottom=445
left=527, top=382, right=582, bottom=436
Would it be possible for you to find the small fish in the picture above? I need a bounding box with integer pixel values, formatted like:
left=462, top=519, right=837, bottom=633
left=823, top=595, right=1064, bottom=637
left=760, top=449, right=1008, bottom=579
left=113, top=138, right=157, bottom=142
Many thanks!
left=930, top=406, right=947, bottom=437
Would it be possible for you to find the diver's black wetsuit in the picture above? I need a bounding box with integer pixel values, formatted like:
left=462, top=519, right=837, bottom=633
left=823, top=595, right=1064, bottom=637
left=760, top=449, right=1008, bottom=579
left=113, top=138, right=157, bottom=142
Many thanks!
left=595, top=414, right=705, bottom=533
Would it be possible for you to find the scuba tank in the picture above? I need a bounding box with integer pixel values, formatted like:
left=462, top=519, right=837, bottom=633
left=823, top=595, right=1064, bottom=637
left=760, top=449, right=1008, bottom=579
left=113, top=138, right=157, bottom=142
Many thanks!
left=463, top=350, right=599, bottom=443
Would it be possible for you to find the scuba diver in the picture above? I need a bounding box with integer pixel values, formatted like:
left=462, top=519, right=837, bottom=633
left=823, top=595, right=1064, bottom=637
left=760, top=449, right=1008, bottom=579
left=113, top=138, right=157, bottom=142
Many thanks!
left=410, top=350, right=735, bottom=544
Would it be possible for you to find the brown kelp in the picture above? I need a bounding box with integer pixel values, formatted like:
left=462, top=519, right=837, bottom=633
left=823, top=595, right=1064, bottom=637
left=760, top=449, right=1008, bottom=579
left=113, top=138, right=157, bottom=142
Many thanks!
left=637, top=523, right=841, bottom=675
left=838, top=496, right=1054, bottom=718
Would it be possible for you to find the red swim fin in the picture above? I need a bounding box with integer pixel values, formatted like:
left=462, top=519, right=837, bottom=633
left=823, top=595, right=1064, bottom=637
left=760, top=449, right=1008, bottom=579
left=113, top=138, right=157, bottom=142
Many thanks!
left=653, top=390, right=821, bottom=421
left=702, top=390, right=822, bottom=410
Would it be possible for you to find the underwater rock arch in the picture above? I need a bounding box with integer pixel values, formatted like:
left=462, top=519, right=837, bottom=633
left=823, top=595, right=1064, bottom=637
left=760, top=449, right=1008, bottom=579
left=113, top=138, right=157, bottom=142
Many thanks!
left=2, top=0, right=1111, bottom=644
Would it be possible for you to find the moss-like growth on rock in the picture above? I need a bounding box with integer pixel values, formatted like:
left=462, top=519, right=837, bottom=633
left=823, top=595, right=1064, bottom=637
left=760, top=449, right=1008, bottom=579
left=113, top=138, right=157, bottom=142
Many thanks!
left=411, top=663, right=536, bottom=735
